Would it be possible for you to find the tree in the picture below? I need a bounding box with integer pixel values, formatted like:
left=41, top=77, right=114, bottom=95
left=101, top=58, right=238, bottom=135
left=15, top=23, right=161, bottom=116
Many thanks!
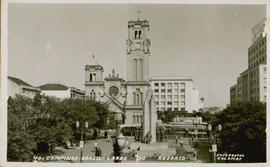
left=216, top=101, right=266, bottom=162
left=31, top=94, right=72, bottom=154
left=7, top=93, right=110, bottom=161
left=7, top=95, right=36, bottom=161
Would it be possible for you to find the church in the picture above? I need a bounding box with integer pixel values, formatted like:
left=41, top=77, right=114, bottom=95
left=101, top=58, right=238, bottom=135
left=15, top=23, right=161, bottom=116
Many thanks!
left=84, top=17, right=151, bottom=126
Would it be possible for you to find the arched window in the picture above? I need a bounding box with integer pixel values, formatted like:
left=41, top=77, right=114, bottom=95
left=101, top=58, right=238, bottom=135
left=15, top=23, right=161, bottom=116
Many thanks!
left=136, top=94, right=139, bottom=105
left=134, top=88, right=142, bottom=105
left=109, top=86, right=119, bottom=97
left=90, top=73, right=93, bottom=82
left=138, top=30, right=142, bottom=38
left=93, top=73, right=96, bottom=81
left=136, top=115, right=139, bottom=124
left=133, top=115, right=136, bottom=124
left=135, top=30, right=138, bottom=39
left=133, top=92, right=136, bottom=105
left=140, top=92, right=143, bottom=105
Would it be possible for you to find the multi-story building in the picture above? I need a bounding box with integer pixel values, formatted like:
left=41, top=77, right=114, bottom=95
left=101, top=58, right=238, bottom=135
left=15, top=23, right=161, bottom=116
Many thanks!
left=230, top=18, right=267, bottom=103
left=150, top=77, right=200, bottom=113
left=39, top=83, right=85, bottom=99
left=8, top=76, right=41, bottom=98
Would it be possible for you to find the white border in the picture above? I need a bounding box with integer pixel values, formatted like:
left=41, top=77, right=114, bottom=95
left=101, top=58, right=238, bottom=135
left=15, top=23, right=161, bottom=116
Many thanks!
left=1, top=0, right=270, bottom=167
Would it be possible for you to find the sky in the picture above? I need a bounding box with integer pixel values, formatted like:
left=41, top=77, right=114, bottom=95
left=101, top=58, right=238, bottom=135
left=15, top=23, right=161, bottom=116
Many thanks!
left=7, top=3, right=266, bottom=107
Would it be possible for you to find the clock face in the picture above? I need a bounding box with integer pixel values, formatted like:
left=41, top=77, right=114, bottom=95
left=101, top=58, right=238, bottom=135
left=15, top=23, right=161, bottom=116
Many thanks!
left=134, top=43, right=141, bottom=50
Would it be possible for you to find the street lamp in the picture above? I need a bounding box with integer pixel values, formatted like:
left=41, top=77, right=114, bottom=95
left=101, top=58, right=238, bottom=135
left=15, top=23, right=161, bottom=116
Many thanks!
left=194, top=116, right=199, bottom=142
left=207, top=124, right=212, bottom=132
left=76, top=121, right=89, bottom=162
left=113, top=129, right=126, bottom=163
left=207, top=123, right=222, bottom=163
left=216, top=124, right=222, bottom=144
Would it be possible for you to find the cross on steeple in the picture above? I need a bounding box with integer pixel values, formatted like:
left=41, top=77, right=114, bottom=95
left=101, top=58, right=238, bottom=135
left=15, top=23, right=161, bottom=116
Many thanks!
left=90, top=54, right=98, bottom=65
left=136, top=10, right=141, bottom=20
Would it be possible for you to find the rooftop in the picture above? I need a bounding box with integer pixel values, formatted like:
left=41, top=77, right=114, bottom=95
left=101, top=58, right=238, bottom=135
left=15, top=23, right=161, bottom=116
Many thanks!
left=39, top=83, right=69, bottom=90
left=128, top=20, right=149, bottom=28
left=8, top=76, right=33, bottom=87
left=150, top=76, right=193, bottom=81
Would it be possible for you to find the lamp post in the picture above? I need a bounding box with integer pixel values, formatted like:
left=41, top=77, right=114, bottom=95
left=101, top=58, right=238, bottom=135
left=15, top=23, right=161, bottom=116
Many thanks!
left=194, top=116, right=199, bottom=142
left=113, top=124, right=126, bottom=163
left=207, top=124, right=222, bottom=163
left=76, top=121, right=89, bottom=162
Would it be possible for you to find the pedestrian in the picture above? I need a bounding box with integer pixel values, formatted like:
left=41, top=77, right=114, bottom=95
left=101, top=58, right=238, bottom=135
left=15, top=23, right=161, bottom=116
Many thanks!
left=194, top=149, right=198, bottom=160
left=94, top=142, right=98, bottom=149
left=180, top=140, right=184, bottom=147
left=175, top=135, right=178, bottom=144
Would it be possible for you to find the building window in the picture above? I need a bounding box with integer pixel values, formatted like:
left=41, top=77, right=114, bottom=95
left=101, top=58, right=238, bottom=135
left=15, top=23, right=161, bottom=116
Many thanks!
left=167, top=108, right=172, bottom=111
left=133, top=115, right=136, bottom=124
left=161, top=95, right=165, bottom=99
left=180, top=83, right=185, bottom=88
left=181, top=101, right=185, bottom=106
left=161, top=83, right=165, bottom=86
left=174, top=101, right=179, bottom=105
left=154, top=83, right=159, bottom=86
left=140, top=92, right=143, bottom=105
left=180, top=89, right=185, bottom=93
left=174, top=89, right=178, bottom=93
left=109, top=86, right=119, bottom=96
left=136, top=94, right=139, bottom=105
left=174, top=107, right=178, bottom=111
left=174, top=95, right=178, bottom=99
left=180, top=107, right=185, bottom=111
left=134, top=88, right=142, bottom=105
left=161, top=89, right=165, bottom=92
left=133, top=92, right=136, bottom=104
left=90, top=73, right=93, bottom=82
left=167, top=95, right=172, bottom=99
left=135, top=30, right=138, bottom=39
left=167, top=89, right=172, bottom=92
left=180, top=95, right=185, bottom=100
left=155, top=101, right=159, bottom=105
left=167, top=101, right=172, bottom=105
left=154, top=89, right=159, bottom=92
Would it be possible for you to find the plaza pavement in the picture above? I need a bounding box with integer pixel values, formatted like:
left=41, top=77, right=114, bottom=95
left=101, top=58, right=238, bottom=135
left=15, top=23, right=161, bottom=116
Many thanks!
left=51, top=137, right=203, bottom=163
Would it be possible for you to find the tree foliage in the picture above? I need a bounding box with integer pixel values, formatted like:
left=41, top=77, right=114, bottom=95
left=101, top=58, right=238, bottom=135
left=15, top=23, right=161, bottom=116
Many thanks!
left=7, top=93, right=110, bottom=161
left=216, top=101, right=266, bottom=162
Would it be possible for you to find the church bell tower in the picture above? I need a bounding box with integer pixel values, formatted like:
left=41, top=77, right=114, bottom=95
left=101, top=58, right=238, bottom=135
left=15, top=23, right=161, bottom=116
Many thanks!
left=126, top=13, right=151, bottom=82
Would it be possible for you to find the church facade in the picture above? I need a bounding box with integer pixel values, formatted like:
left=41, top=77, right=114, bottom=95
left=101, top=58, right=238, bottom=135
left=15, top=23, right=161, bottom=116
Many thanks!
left=85, top=18, right=151, bottom=126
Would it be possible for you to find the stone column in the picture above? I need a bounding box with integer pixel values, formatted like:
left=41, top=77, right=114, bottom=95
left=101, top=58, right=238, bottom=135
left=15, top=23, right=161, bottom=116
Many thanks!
left=143, top=88, right=157, bottom=143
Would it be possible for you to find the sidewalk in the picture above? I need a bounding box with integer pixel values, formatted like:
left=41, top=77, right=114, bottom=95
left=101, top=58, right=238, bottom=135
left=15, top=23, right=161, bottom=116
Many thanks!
left=54, top=139, right=114, bottom=162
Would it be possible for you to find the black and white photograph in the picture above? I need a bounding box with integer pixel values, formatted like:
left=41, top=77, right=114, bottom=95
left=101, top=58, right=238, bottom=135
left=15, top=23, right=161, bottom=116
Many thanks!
left=0, top=0, right=269, bottom=165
